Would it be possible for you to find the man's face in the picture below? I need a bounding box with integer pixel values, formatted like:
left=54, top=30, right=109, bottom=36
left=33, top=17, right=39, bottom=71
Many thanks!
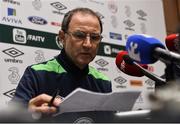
left=61, top=12, right=101, bottom=69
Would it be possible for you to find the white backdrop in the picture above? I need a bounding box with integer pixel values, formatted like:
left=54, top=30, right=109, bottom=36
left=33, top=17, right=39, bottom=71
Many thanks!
left=0, top=0, right=166, bottom=110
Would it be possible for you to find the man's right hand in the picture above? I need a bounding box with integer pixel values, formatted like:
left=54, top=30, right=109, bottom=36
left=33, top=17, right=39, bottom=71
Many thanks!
left=28, top=94, right=62, bottom=115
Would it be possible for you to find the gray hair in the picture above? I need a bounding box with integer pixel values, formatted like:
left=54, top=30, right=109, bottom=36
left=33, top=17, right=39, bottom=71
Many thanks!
left=61, top=7, right=103, bottom=33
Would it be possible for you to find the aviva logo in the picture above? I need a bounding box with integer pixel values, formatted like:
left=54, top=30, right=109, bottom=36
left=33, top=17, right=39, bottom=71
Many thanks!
left=8, top=8, right=16, bottom=16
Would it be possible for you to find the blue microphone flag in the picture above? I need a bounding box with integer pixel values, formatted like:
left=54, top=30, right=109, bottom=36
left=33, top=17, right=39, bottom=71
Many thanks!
left=126, top=34, right=165, bottom=64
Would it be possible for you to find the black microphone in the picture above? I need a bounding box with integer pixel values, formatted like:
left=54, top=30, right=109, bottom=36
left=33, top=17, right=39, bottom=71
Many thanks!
left=123, top=54, right=166, bottom=85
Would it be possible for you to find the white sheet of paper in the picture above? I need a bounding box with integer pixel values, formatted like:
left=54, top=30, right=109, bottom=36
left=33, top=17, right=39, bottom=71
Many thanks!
left=55, top=88, right=140, bottom=115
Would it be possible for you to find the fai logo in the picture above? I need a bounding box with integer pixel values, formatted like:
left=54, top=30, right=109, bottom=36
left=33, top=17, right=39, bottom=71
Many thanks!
left=136, top=10, right=147, bottom=21
left=32, top=0, right=42, bottom=11
left=56, top=36, right=63, bottom=50
left=111, top=15, right=118, bottom=28
left=124, top=5, right=131, bottom=17
left=74, top=117, right=93, bottom=124
left=3, top=89, right=16, bottom=98
left=34, top=50, right=45, bottom=63
left=13, top=28, right=27, bottom=44
left=127, top=42, right=140, bottom=62
left=140, top=23, right=147, bottom=34
left=8, top=67, right=20, bottom=84
left=95, top=58, right=108, bottom=68
left=108, top=0, right=118, bottom=14
left=27, top=35, right=45, bottom=42
left=51, top=2, right=67, bottom=15
left=3, top=47, right=24, bottom=58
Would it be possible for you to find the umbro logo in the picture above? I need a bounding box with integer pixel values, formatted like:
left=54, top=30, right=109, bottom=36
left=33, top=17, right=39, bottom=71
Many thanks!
left=3, top=47, right=24, bottom=63
left=123, top=19, right=135, bottom=31
left=3, top=89, right=16, bottom=98
left=114, top=76, right=127, bottom=85
left=123, top=19, right=135, bottom=28
left=2, top=47, right=24, bottom=58
left=51, top=2, right=67, bottom=11
left=51, top=2, right=67, bottom=15
left=145, top=79, right=154, bottom=89
left=95, top=58, right=109, bottom=67
left=136, top=10, right=147, bottom=21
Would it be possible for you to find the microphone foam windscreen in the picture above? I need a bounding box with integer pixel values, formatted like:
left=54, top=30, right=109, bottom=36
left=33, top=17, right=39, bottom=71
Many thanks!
left=126, top=34, right=165, bottom=64
left=165, top=34, right=179, bottom=52
left=115, top=51, right=145, bottom=77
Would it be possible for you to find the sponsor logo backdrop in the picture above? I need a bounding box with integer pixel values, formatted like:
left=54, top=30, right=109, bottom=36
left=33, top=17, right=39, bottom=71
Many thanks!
left=0, top=0, right=166, bottom=110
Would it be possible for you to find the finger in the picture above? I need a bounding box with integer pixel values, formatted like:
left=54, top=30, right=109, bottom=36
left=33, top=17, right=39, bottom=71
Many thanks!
left=28, top=94, right=53, bottom=113
left=53, top=97, right=62, bottom=107
left=29, top=94, right=52, bottom=106
left=31, top=105, right=57, bottom=114
left=42, top=103, right=48, bottom=107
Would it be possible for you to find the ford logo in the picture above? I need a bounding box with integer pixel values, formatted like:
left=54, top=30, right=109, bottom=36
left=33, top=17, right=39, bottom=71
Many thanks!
left=28, top=16, right=47, bottom=25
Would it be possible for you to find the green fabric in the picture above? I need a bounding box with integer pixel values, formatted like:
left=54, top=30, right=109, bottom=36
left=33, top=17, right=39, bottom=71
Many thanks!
left=31, top=59, right=66, bottom=74
left=88, top=66, right=110, bottom=81
left=32, top=59, right=109, bottom=81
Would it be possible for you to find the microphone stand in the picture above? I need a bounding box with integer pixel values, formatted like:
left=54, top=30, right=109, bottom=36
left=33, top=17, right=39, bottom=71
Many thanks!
left=164, top=63, right=175, bottom=82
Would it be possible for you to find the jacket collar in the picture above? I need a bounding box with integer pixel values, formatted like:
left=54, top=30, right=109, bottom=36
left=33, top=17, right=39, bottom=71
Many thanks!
left=56, top=49, right=89, bottom=78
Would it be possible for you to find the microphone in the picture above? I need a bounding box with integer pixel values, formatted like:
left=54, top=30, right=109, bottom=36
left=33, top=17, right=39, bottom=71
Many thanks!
left=126, top=34, right=180, bottom=65
left=116, top=51, right=166, bottom=85
left=123, top=54, right=166, bottom=85
left=165, top=33, right=180, bottom=53
left=115, top=51, right=148, bottom=77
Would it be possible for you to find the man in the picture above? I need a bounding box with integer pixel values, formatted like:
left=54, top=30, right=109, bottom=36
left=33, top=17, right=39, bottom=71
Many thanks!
left=11, top=7, right=112, bottom=115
